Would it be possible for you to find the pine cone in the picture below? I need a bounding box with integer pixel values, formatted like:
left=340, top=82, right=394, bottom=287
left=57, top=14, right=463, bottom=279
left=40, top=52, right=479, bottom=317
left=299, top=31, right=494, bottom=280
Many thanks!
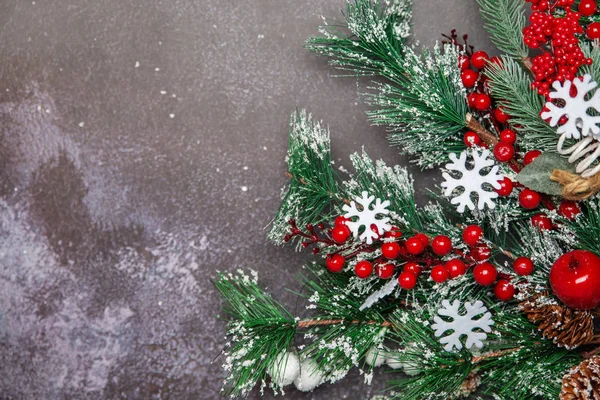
left=561, top=356, right=600, bottom=400
left=520, top=292, right=599, bottom=349
left=457, top=371, right=480, bottom=398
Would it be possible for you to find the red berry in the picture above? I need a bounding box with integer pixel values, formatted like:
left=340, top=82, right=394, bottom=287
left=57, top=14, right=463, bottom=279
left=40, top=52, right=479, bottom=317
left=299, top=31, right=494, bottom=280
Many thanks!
left=332, top=224, right=351, bottom=244
left=355, top=260, right=373, bottom=279
left=513, top=256, right=534, bottom=276
left=468, top=93, right=478, bottom=109
left=471, top=51, right=490, bottom=70
left=335, top=216, right=350, bottom=226
left=405, top=236, right=425, bottom=255
left=459, top=54, right=470, bottom=70
left=326, top=254, right=345, bottom=273
left=464, top=131, right=482, bottom=147
left=474, top=93, right=492, bottom=111
left=461, top=69, right=479, bottom=88
left=382, top=242, right=401, bottom=259
left=431, top=235, right=452, bottom=256
left=499, top=129, right=517, bottom=144
left=473, top=262, right=497, bottom=286
left=550, top=250, right=600, bottom=310
left=531, top=213, right=552, bottom=231
left=404, top=262, right=422, bottom=276
left=588, top=22, right=600, bottom=39
left=489, top=56, right=502, bottom=67
left=493, top=142, right=515, bottom=162
left=494, top=108, right=511, bottom=123
left=415, top=233, right=429, bottom=246
left=398, top=271, right=417, bottom=289
left=579, top=0, right=597, bottom=16
left=559, top=201, right=581, bottom=219
left=519, top=188, right=541, bottom=209
left=445, top=259, right=466, bottom=278
left=370, top=224, right=381, bottom=240
left=377, top=263, right=395, bottom=279
left=495, top=177, right=514, bottom=197
left=463, top=225, right=483, bottom=246
left=384, top=227, right=402, bottom=239
left=523, top=150, right=542, bottom=165
left=431, top=265, right=449, bottom=283
left=471, top=244, right=492, bottom=262
left=495, top=280, right=516, bottom=301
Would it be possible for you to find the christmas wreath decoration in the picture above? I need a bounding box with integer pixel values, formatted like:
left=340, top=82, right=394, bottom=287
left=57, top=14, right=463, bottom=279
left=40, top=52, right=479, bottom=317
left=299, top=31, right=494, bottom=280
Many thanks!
left=216, top=0, right=600, bottom=398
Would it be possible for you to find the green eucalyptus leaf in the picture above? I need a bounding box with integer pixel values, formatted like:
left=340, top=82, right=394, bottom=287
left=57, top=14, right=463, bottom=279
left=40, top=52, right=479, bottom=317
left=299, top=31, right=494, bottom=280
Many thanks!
left=515, top=152, right=575, bottom=196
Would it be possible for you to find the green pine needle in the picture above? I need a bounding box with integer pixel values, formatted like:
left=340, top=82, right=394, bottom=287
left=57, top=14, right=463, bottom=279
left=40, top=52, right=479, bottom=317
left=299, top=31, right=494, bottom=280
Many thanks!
left=477, top=0, right=529, bottom=60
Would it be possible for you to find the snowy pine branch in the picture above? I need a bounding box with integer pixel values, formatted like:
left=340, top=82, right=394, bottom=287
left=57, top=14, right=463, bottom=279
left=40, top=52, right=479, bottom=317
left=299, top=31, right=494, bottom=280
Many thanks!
left=477, top=0, right=529, bottom=61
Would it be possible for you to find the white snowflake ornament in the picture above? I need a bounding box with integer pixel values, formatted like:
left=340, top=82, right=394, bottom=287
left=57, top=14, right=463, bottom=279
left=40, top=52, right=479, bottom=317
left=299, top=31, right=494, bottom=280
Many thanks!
left=541, top=74, right=600, bottom=140
left=440, top=149, right=503, bottom=213
left=431, top=299, right=494, bottom=352
left=342, top=191, right=391, bottom=244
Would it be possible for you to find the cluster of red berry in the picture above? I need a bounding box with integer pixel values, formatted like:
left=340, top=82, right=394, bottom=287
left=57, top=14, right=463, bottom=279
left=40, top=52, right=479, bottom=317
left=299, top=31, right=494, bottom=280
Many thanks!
left=460, top=50, right=500, bottom=114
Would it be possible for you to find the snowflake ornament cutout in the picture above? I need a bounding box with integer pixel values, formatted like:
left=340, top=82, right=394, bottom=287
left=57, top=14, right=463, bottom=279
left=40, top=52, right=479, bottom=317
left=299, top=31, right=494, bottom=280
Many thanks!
left=342, top=191, right=391, bottom=244
left=440, top=149, right=503, bottom=213
left=541, top=74, right=600, bottom=140
left=431, top=299, right=494, bottom=352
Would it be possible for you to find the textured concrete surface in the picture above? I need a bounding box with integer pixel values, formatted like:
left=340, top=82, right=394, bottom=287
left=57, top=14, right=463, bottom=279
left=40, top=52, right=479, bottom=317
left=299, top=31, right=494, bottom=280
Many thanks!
left=0, top=1, right=493, bottom=399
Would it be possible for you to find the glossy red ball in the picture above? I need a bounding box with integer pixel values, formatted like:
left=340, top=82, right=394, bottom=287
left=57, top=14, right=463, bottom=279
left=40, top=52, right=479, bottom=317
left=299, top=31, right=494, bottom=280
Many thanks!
left=404, top=262, right=422, bottom=276
left=499, top=129, right=517, bottom=144
left=494, top=108, right=511, bottom=123
left=473, top=262, right=497, bottom=286
left=326, top=254, right=345, bottom=273
left=495, top=177, right=514, bottom=197
left=431, top=235, right=452, bottom=256
left=495, top=280, right=516, bottom=301
left=384, top=227, right=402, bottom=239
left=459, top=54, right=470, bottom=70
left=355, top=260, right=373, bottom=279
left=471, top=50, right=490, bottom=69
left=462, top=225, right=483, bottom=246
left=519, top=188, right=541, bottom=209
left=474, top=93, right=492, bottom=111
left=579, top=0, right=597, bottom=16
left=559, top=201, right=581, bottom=220
left=588, top=22, right=600, bottom=39
left=335, top=216, right=350, bottom=226
left=415, top=233, right=429, bottom=246
left=377, top=263, right=395, bottom=279
left=461, top=69, right=479, bottom=88
left=513, top=256, right=534, bottom=276
left=431, top=265, right=449, bottom=283
left=445, top=259, right=466, bottom=278
left=523, top=150, right=542, bottom=165
left=471, top=244, right=492, bottom=262
left=468, top=93, right=478, bottom=109
left=331, top=224, right=351, bottom=244
left=550, top=250, right=600, bottom=310
left=405, top=237, right=425, bottom=255
left=493, top=142, right=515, bottom=162
left=382, top=242, right=401, bottom=260
left=531, top=213, right=552, bottom=231
left=398, top=271, right=417, bottom=289
left=464, top=131, right=482, bottom=147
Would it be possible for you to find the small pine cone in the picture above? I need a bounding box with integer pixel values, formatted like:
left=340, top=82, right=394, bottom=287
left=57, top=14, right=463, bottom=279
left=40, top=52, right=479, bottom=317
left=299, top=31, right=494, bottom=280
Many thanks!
left=561, top=356, right=600, bottom=400
left=520, top=292, right=599, bottom=349
left=458, top=372, right=480, bottom=398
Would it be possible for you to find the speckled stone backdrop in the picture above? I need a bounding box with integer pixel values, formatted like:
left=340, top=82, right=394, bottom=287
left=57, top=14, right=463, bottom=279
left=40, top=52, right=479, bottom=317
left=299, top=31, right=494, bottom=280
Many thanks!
left=0, top=1, right=494, bottom=399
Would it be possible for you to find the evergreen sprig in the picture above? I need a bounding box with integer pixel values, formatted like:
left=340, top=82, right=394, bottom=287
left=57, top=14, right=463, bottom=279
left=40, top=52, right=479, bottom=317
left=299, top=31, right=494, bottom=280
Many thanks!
left=477, top=0, right=529, bottom=61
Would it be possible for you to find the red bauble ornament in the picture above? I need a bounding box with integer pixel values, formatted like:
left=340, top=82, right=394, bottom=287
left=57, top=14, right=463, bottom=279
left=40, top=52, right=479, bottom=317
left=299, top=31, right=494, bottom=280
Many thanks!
left=471, top=51, right=490, bottom=69
left=459, top=55, right=470, bottom=70
left=462, top=225, right=483, bottom=246
left=431, top=265, right=449, bottom=283
left=559, top=201, right=581, bottom=220
left=431, top=235, right=452, bottom=256
left=326, top=254, right=345, bottom=273
left=468, top=93, right=478, bottom=109
left=461, top=69, right=479, bottom=88
left=404, top=262, right=422, bottom=276
left=445, top=259, right=466, bottom=278
left=519, top=188, right=541, bottom=209
left=377, top=263, right=395, bottom=279
left=495, top=279, right=516, bottom=301
left=579, top=0, right=597, bottom=16
left=499, top=129, right=517, bottom=144
left=384, top=227, right=402, bottom=239
left=355, top=260, right=373, bottom=279
left=331, top=224, right=351, bottom=244
left=405, top=236, right=425, bottom=255
left=474, top=93, right=491, bottom=111
left=471, top=244, right=492, bottom=262
left=473, top=262, right=497, bottom=286
left=464, top=131, right=482, bottom=147
left=398, top=271, right=417, bottom=289
left=495, top=177, right=514, bottom=197
left=382, top=242, right=401, bottom=259
left=588, top=22, right=600, bottom=40
left=531, top=213, right=552, bottom=231
left=335, top=216, right=350, bottom=226
left=550, top=250, right=600, bottom=310
left=493, top=142, right=515, bottom=162
left=494, top=108, right=511, bottom=124
left=523, top=150, right=542, bottom=165
left=513, top=257, right=534, bottom=276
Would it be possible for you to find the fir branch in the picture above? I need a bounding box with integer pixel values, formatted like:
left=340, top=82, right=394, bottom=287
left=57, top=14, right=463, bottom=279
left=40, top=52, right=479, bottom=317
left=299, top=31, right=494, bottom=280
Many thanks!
left=565, top=198, right=600, bottom=254
left=477, top=0, right=529, bottom=62
left=268, top=110, right=340, bottom=244
left=580, top=41, right=600, bottom=79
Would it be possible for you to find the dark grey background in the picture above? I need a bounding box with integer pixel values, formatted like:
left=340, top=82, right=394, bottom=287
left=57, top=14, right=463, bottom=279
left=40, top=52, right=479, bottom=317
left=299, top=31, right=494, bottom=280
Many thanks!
left=0, top=1, right=493, bottom=399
